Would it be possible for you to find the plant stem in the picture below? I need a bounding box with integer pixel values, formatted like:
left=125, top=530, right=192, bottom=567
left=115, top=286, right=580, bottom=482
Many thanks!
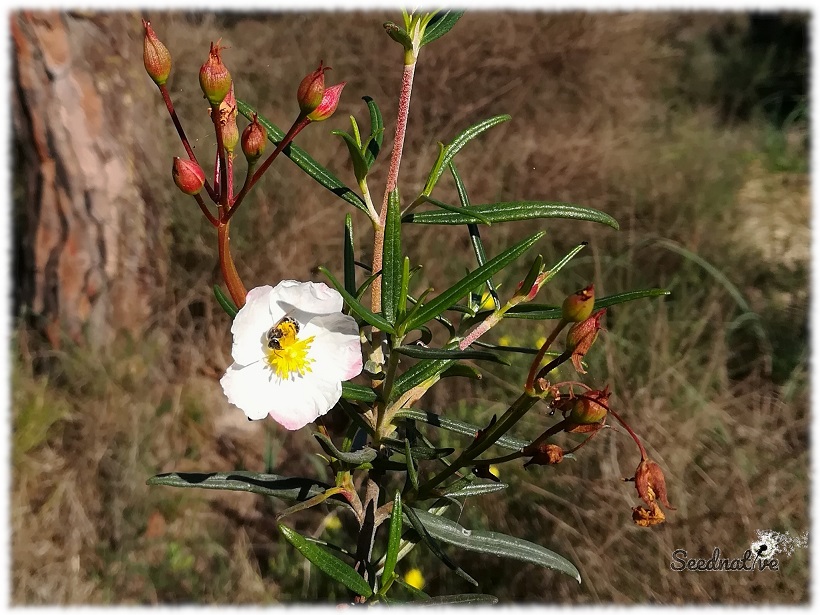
left=193, top=193, right=218, bottom=227
left=372, top=61, right=416, bottom=313
left=525, top=319, right=568, bottom=393
left=210, top=103, right=228, bottom=206
left=159, top=84, right=217, bottom=202
left=608, top=407, right=648, bottom=460
left=218, top=220, right=247, bottom=308
left=228, top=115, right=310, bottom=220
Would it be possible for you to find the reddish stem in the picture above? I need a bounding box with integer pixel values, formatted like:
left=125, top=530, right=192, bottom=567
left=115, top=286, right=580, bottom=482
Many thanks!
left=218, top=221, right=247, bottom=308
left=525, top=319, right=568, bottom=392
left=210, top=103, right=228, bottom=206
left=608, top=407, right=648, bottom=461
left=227, top=115, right=310, bottom=221
left=193, top=193, right=218, bottom=227
left=372, top=61, right=416, bottom=312
left=159, top=84, right=217, bottom=203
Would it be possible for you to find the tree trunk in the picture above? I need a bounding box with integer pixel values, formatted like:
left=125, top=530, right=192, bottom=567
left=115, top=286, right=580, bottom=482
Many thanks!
left=11, top=11, right=164, bottom=348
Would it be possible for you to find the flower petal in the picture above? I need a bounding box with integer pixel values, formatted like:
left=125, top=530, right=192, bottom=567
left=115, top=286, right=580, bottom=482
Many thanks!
left=220, top=360, right=276, bottom=421
left=267, top=377, right=343, bottom=430
left=303, top=313, right=363, bottom=382
left=231, top=285, right=274, bottom=365
left=270, top=280, right=343, bottom=316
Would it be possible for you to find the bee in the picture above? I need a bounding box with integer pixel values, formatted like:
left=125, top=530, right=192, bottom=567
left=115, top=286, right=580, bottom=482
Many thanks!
left=266, top=315, right=300, bottom=350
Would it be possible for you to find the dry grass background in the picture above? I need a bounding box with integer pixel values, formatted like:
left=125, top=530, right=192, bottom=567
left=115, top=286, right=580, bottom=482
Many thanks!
left=11, top=11, right=809, bottom=604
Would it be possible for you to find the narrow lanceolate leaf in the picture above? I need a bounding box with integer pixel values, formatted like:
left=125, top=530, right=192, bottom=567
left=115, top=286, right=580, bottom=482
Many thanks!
left=341, top=382, right=377, bottom=403
left=416, top=594, right=499, bottom=605
left=405, top=508, right=581, bottom=583
left=391, top=359, right=454, bottom=401
left=393, top=409, right=529, bottom=451
left=147, top=471, right=340, bottom=504
left=314, top=433, right=378, bottom=465
left=450, top=162, right=497, bottom=306
left=382, top=491, right=404, bottom=585
left=363, top=96, right=383, bottom=168
left=442, top=482, right=509, bottom=498
left=404, top=439, right=419, bottom=491
left=421, top=10, right=465, bottom=46
left=333, top=129, right=369, bottom=183
left=404, top=201, right=619, bottom=230
left=540, top=242, right=588, bottom=286
left=382, top=188, right=403, bottom=324
left=398, top=257, right=410, bottom=321
left=236, top=100, right=367, bottom=214
left=422, top=115, right=511, bottom=196
left=344, top=214, right=356, bottom=297
left=395, top=345, right=508, bottom=365
left=404, top=507, right=478, bottom=586
left=279, top=524, right=373, bottom=597
left=319, top=266, right=396, bottom=334
left=506, top=288, right=671, bottom=320
left=213, top=285, right=238, bottom=318
left=403, top=232, right=544, bottom=332
left=419, top=195, right=492, bottom=224
left=440, top=363, right=483, bottom=381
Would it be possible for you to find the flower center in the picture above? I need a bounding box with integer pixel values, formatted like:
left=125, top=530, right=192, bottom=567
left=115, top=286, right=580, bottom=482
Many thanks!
left=265, top=320, right=315, bottom=379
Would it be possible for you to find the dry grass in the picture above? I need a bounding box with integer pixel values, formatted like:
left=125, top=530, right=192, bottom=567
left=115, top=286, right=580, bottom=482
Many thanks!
left=11, top=11, right=808, bottom=604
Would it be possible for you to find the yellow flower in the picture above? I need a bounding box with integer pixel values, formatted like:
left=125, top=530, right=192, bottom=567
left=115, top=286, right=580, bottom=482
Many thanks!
left=325, top=515, right=342, bottom=531
left=498, top=335, right=512, bottom=347
left=488, top=464, right=500, bottom=479
left=535, top=336, right=547, bottom=348
left=404, top=568, right=425, bottom=590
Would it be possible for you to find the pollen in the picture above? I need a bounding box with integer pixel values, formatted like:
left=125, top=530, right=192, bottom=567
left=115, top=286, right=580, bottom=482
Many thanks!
left=265, top=321, right=315, bottom=379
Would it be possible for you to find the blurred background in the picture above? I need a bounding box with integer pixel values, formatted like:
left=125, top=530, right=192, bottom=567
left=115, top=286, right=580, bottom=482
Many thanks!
left=11, top=10, right=808, bottom=604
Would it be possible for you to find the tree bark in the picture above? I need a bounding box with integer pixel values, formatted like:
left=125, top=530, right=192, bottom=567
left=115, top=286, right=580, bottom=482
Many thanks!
left=11, top=11, right=163, bottom=348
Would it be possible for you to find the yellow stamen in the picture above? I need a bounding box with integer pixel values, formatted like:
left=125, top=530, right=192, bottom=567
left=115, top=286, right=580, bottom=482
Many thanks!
left=265, top=322, right=314, bottom=378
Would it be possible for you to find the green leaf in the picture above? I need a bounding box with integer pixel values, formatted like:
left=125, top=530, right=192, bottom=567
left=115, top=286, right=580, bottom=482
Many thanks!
left=341, top=382, right=377, bottom=403
left=147, top=471, right=343, bottom=504
left=391, top=359, right=454, bottom=401
left=381, top=491, right=404, bottom=588
left=422, top=116, right=511, bottom=196
left=343, top=214, right=356, bottom=297
left=418, top=195, right=492, bottom=224
left=450, top=163, right=497, bottom=307
left=314, top=433, right=378, bottom=465
left=506, top=288, right=671, bottom=320
left=319, top=266, right=396, bottom=334
left=421, top=10, right=465, bottom=46
left=236, top=100, right=367, bottom=214
left=397, top=257, right=410, bottom=322
left=440, top=363, right=483, bottom=381
left=333, top=129, right=369, bottom=183
left=395, top=345, right=508, bottom=365
left=404, top=439, right=419, bottom=491
left=442, top=482, right=509, bottom=498
left=213, top=285, right=238, bottom=318
left=279, top=524, right=373, bottom=597
left=405, top=508, right=581, bottom=583
left=404, top=507, right=478, bottom=586
left=402, top=232, right=544, bottom=332
left=416, top=594, right=499, bottom=605
left=404, top=201, right=619, bottom=229
left=394, top=409, right=529, bottom=451
left=363, top=96, right=383, bottom=168
left=384, top=21, right=413, bottom=50
left=382, top=188, right=403, bottom=324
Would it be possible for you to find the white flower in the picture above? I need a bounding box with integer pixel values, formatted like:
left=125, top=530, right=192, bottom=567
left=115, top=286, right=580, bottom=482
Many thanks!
left=220, top=281, right=363, bottom=430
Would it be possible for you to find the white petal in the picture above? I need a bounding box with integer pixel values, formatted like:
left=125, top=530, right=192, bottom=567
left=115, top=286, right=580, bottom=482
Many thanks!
left=220, top=360, right=277, bottom=421
left=231, top=286, right=274, bottom=365
left=303, top=313, right=364, bottom=382
left=266, top=377, right=343, bottom=430
left=270, top=280, right=343, bottom=316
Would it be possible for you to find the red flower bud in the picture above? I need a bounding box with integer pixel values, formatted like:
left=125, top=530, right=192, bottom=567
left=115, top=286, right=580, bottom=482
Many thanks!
left=307, top=82, right=346, bottom=122
left=142, top=20, right=171, bottom=86
left=566, top=309, right=605, bottom=374
left=297, top=61, right=329, bottom=115
left=561, top=284, right=595, bottom=323
left=215, top=84, right=239, bottom=154
left=523, top=443, right=564, bottom=468
left=199, top=40, right=232, bottom=106
left=241, top=113, right=267, bottom=162
left=172, top=157, right=206, bottom=195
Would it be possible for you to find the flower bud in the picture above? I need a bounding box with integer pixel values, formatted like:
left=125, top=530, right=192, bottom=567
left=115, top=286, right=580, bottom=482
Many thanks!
left=566, top=387, right=610, bottom=426
left=216, top=84, right=239, bottom=154
left=172, top=157, right=206, bottom=195
left=297, top=61, right=329, bottom=115
left=632, top=458, right=674, bottom=510
left=523, top=443, right=564, bottom=468
left=199, top=40, right=232, bottom=106
left=561, top=284, right=595, bottom=323
left=142, top=20, right=171, bottom=86
left=241, top=113, right=267, bottom=163
left=307, top=82, right=346, bottom=122
left=566, top=309, right=605, bottom=374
